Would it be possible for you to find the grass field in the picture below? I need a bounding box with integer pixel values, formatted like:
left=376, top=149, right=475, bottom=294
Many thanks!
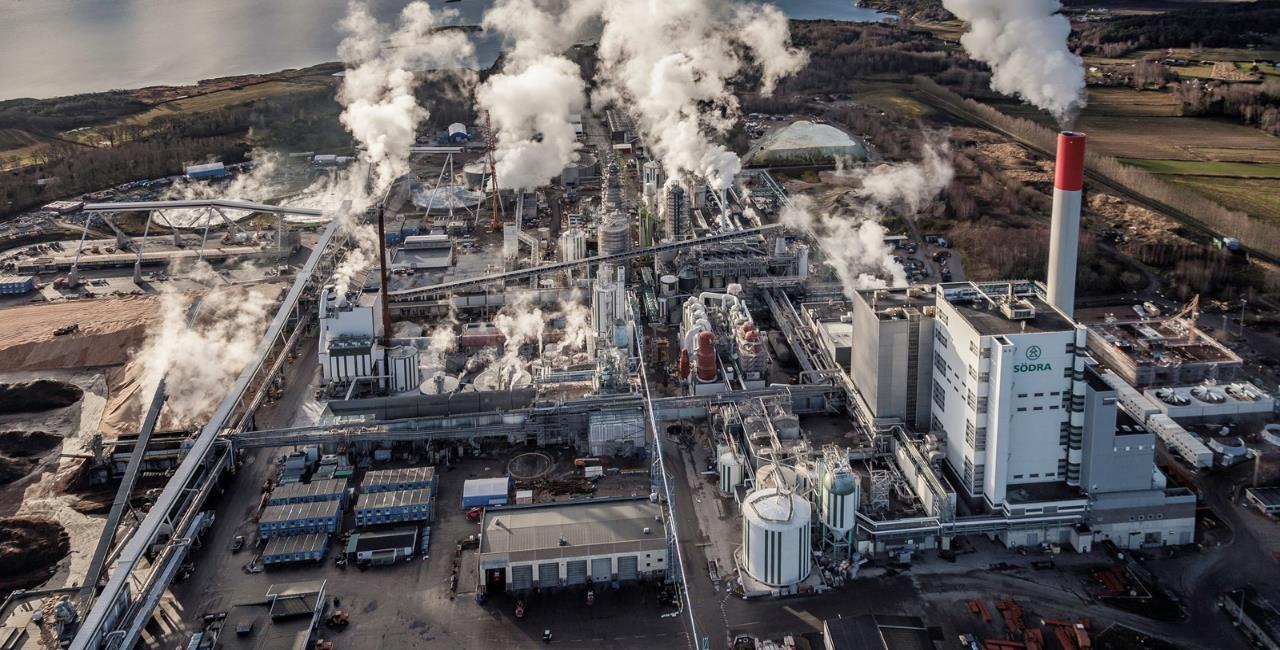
left=1163, top=176, right=1280, bottom=225
left=850, top=82, right=936, bottom=120
left=1118, top=159, right=1280, bottom=177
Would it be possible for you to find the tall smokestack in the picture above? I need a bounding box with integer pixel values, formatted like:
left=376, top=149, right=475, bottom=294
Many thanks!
left=1047, top=131, right=1086, bottom=319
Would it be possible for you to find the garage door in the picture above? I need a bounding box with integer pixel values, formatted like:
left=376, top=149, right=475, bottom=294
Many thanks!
left=617, top=556, right=638, bottom=581
left=537, top=562, right=560, bottom=587
left=510, top=564, right=534, bottom=591
left=590, top=557, right=612, bottom=583
left=565, top=560, right=588, bottom=586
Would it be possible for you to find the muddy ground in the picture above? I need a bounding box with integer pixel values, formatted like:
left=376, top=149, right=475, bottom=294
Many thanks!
left=0, top=515, right=70, bottom=599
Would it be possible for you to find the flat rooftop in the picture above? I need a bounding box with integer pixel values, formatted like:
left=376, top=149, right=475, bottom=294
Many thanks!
left=1005, top=481, right=1086, bottom=505
left=479, top=497, right=666, bottom=560
left=1089, top=317, right=1241, bottom=367
left=940, top=281, right=1074, bottom=336
left=855, top=285, right=937, bottom=320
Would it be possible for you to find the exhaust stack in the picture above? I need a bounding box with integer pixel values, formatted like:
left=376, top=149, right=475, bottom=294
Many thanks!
left=1047, top=131, right=1086, bottom=319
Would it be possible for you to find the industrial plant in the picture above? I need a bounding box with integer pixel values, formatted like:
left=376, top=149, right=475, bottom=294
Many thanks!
left=4, top=4, right=1280, bottom=650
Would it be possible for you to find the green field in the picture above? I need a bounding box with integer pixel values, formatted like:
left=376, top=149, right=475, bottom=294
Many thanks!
left=1119, top=159, right=1280, bottom=177
left=1162, top=176, right=1280, bottom=225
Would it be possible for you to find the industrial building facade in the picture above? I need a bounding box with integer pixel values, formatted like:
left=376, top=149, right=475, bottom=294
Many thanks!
left=258, top=500, right=342, bottom=539
left=477, top=498, right=668, bottom=592
left=848, top=286, right=937, bottom=431
left=354, top=488, right=433, bottom=527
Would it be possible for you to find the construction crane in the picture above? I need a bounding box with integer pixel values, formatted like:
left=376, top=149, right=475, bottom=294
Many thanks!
left=485, top=111, right=502, bottom=232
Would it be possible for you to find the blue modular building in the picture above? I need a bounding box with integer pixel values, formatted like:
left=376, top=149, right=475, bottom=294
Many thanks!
left=258, top=500, right=342, bottom=539
left=362, top=466, right=436, bottom=494
left=354, top=488, right=433, bottom=527
left=261, top=533, right=329, bottom=566
left=385, top=231, right=401, bottom=246
left=0, top=275, right=36, bottom=295
left=461, top=477, right=510, bottom=509
left=400, top=218, right=421, bottom=238
left=267, top=478, right=348, bottom=507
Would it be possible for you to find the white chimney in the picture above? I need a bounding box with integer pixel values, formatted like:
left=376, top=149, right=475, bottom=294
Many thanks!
left=1047, top=132, right=1087, bottom=319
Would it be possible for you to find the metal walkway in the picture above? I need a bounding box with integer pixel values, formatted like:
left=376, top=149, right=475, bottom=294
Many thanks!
left=387, top=224, right=782, bottom=300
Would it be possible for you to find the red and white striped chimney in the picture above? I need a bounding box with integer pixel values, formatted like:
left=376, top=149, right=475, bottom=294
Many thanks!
left=1047, top=131, right=1086, bottom=319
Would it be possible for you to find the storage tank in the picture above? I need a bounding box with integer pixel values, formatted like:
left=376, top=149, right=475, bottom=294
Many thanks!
left=597, top=212, right=631, bottom=257
left=659, top=274, right=678, bottom=297
left=473, top=365, right=533, bottom=391
left=819, top=460, right=858, bottom=536
left=420, top=369, right=461, bottom=395
left=559, top=227, right=588, bottom=263
left=741, top=488, right=812, bottom=587
left=718, top=451, right=744, bottom=493
left=387, top=345, right=421, bottom=394
left=795, top=243, right=810, bottom=280
left=677, top=265, right=698, bottom=292
left=696, top=331, right=717, bottom=382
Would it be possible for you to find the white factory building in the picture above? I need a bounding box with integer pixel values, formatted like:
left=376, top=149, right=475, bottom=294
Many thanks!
left=477, top=498, right=668, bottom=592
left=317, top=284, right=420, bottom=394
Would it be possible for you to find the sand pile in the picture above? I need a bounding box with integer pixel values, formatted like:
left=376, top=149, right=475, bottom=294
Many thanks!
left=0, top=516, right=70, bottom=598
left=0, top=296, right=157, bottom=372
left=0, top=380, right=83, bottom=415
left=0, top=431, right=61, bottom=486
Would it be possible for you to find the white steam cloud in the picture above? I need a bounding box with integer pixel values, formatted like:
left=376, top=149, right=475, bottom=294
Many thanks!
left=942, top=0, right=1087, bottom=125
left=338, top=0, right=475, bottom=196
left=592, top=0, right=807, bottom=190
left=478, top=0, right=594, bottom=190
left=785, top=135, right=954, bottom=299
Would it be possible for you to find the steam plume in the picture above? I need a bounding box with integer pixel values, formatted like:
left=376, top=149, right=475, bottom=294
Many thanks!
left=941, top=0, right=1087, bottom=125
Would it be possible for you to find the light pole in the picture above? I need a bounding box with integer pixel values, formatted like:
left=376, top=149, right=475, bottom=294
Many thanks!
left=1240, top=299, right=1248, bottom=336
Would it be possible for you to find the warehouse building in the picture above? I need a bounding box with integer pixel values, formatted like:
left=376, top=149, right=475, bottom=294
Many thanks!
left=462, top=477, right=510, bottom=509
left=354, top=488, right=433, bottom=527
left=0, top=275, right=36, bottom=295
left=345, top=528, right=417, bottom=565
left=477, top=497, right=667, bottom=593
left=823, top=614, right=934, bottom=650
left=363, top=466, right=436, bottom=493
left=267, top=478, right=348, bottom=506
left=262, top=533, right=329, bottom=566
left=258, top=500, right=342, bottom=539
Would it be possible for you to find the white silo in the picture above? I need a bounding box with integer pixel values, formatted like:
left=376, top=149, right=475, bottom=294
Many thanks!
left=741, top=488, right=812, bottom=587
left=718, top=450, right=745, bottom=494
left=387, top=345, right=421, bottom=394
left=559, top=227, right=588, bottom=263
left=818, top=453, right=858, bottom=552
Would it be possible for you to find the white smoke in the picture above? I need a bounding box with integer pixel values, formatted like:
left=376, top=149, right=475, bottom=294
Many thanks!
left=785, top=135, right=955, bottom=299
left=942, top=0, right=1087, bottom=125
left=136, top=270, right=279, bottom=426
left=338, top=0, right=475, bottom=196
left=592, top=0, right=807, bottom=190
left=158, top=150, right=287, bottom=228
left=558, top=291, right=593, bottom=353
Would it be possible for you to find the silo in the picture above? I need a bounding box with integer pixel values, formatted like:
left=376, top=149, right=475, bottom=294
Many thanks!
left=717, top=451, right=744, bottom=494
left=677, top=265, right=698, bottom=293
left=795, top=243, right=810, bottom=280
left=819, top=458, right=858, bottom=548
left=387, top=345, right=421, bottom=394
left=755, top=464, right=799, bottom=492
left=597, top=212, right=631, bottom=257
left=659, top=274, right=678, bottom=297
left=559, top=227, right=588, bottom=263
left=420, top=369, right=461, bottom=395
left=741, top=488, right=812, bottom=587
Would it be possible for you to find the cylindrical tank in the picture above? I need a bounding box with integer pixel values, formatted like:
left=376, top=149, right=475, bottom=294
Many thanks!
left=677, top=266, right=698, bottom=293
left=597, top=212, right=631, bottom=257
left=420, top=370, right=461, bottom=395
left=742, top=488, right=812, bottom=587
left=559, top=227, right=588, bottom=263
left=613, top=318, right=630, bottom=350
left=820, top=464, right=858, bottom=534
left=718, top=452, right=744, bottom=493
left=755, top=464, right=798, bottom=491
left=795, top=243, right=810, bottom=280
left=659, top=274, right=678, bottom=297
left=388, top=345, right=421, bottom=394
left=697, top=331, right=717, bottom=382
left=463, top=158, right=489, bottom=189
left=678, top=349, right=690, bottom=380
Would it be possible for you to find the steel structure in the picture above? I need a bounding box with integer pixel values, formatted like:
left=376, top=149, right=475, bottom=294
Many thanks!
left=388, top=224, right=783, bottom=301
left=83, top=199, right=324, bottom=217
left=72, top=208, right=347, bottom=650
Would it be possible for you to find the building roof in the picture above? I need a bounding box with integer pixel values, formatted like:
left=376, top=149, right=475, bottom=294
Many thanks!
left=464, top=477, right=510, bottom=499
left=262, top=533, right=329, bottom=558
left=748, top=121, right=868, bottom=165
left=1087, top=315, right=1241, bottom=369
left=1004, top=481, right=1086, bottom=505
left=260, top=500, right=341, bottom=524
left=939, top=281, right=1074, bottom=337
left=1247, top=487, right=1280, bottom=509
left=355, top=488, right=432, bottom=511
left=824, top=614, right=935, bottom=650
left=269, top=478, right=347, bottom=502
left=351, top=527, right=418, bottom=553
left=363, top=466, right=436, bottom=490
left=479, top=497, right=666, bottom=559
left=855, top=286, right=937, bottom=320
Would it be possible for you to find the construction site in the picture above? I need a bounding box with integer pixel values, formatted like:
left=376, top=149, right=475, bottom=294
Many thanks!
left=3, top=3, right=1280, bottom=650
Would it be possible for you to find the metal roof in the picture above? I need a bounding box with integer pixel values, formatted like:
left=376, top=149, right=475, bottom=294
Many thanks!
left=479, top=498, right=665, bottom=557
left=355, top=488, right=432, bottom=510
left=350, top=528, right=418, bottom=553
left=262, top=533, right=328, bottom=558
left=463, top=477, right=509, bottom=499
left=363, top=466, right=435, bottom=490
left=269, top=478, right=347, bottom=502
left=260, top=500, right=341, bottom=524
